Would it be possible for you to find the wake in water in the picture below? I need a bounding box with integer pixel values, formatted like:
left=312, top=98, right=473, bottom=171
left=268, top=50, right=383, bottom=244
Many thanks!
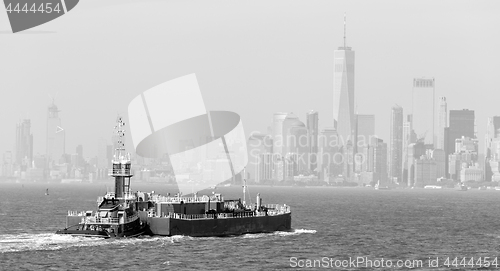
left=0, top=233, right=106, bottom=253
left=281, top=228, right=317, bottom=235
left=241, top=228, right=317, bottom=239
left=0, top=233, right=194, bottom=253
left=0, top=229, right=316, bottom=253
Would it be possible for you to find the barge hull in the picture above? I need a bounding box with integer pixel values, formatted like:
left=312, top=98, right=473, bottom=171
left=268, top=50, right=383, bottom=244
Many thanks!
left=146, top=213, right=292, bottom=237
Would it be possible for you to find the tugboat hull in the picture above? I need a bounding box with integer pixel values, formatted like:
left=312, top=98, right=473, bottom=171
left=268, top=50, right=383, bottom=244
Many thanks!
left=56, top=216, right=147, bottom=238
left=55, top=224, right=147, bottom=239
left=55, top=229, right=111, bottom=238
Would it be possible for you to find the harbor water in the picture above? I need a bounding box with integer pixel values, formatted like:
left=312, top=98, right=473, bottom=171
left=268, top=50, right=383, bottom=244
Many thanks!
left=1, top=182, right=499, bottom=270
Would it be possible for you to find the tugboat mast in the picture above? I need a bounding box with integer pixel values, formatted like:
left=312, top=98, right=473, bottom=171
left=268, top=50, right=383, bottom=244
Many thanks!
left=242, top=167, right=251, bottom=207
left=242, top=168, right=246, bottom=205
left=110, top=116, right=133, bottom=198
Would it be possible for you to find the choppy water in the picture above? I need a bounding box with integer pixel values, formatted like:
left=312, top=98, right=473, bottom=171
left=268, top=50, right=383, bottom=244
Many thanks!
left=1, top=182, right=500, bottom=270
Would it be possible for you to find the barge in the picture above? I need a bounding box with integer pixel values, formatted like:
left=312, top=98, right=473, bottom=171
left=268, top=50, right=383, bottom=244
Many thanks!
left=56, top=117, right=291, bottom=238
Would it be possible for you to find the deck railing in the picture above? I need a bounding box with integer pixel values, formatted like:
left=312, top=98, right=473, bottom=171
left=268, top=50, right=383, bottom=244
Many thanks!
left=83, top=216, right=119, bottom=224
left=108, top=169, right=134, bottom=176
left=122, top=192, right=136, bottom=200
left=265, top=204, right=291, bottom=215
left=96, top=192, right=136, bottom=203
left=68, top=211, right=139, bottom=225
left=154, top=205, right=290, bottom=220
left=149, top=195, right=223, bottom=204
left=68, top=210, right=86, bottom=216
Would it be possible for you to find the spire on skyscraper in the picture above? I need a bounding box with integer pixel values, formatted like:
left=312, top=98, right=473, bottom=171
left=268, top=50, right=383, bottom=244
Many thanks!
left=343, top=13, right=346, bottom=48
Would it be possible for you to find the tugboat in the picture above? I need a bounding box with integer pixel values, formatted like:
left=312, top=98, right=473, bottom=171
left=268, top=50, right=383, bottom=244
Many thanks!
left=56, top=117, right=146, bottom=238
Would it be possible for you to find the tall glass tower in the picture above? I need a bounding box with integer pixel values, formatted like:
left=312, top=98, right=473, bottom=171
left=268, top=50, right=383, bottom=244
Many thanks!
left=333, top=15, right=355, bottom=147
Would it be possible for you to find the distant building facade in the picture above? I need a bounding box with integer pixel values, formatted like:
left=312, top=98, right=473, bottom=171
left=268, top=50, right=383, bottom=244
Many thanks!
left=389, top=105, right=403, bottom=184
left=46, top=102, right=65, bottom=169
left=448, top=136, right=479, bottom=181
left=412, top=78, right=435, bottom=146
left=484, top=116, right=500, bottom=182
left=373, top=138, right=388, bottom=186
left=445, top=109, right=475, bottom=177
left=437, top=97, right=447, bottom=150
left=306, top=110, right=319, bottom=171
left=272, top=112, right=287, bottom=160
left=414, top=153, right=437, bottom=188
left=247, top=133, right=272, bottom=182
left=318, top=128, right=342, bottom=182
left=407, top=141, right=427, bottom=187
left=15, top=119, right=33, bottom=172
left=356, top=114, right=375, bottom=174
left=402, top=114, right=417, bottom=184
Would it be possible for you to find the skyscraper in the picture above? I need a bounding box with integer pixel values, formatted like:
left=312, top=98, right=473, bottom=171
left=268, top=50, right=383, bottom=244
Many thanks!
left=431, top=149, right=446, bottom=180
left=281, top=113, right=308, bottom=178
left=272, top=112, right=287, bottom=158
left=97, top=138, right=108, bottom=170
left=449, top=136, right=479, bottom=181
left=288, top=125, right=309, bottom=173
left=356, top=114, right=375, bottom=173
left=306, top=110, right=319, bottom=171
left=318, top=128, right=343, bottom=182
left=15, top=119, right=33, bottom=170
left=46, top=101, right=65, bottom=168
left=1, top=151, right=13, bottom=177
left=282, top=113, right=301, bottom=156
left=414, top=150, right=437, bottom=188
left=401, top=114, right=416, bottom=184
left=257, top=153, right=274, bottom=182
left=389, top=105, right=403, bottom=184
left=437, top=97, right=447, bottom=150
left=412, top=78, right=435, bottom=146
left=485, top=116, right=500, bottom=152
left=76, top=145, right=83, bottom=160
left=485, top=116, right=500, bottom=182
left=407, top=141, right=427, bottom=187
left=247, top=133, right=270, bottom=183
left=447, top=109, right=475, bottom=152
left=445, top=109, right=475, bottom=177
left=373, top=138, right=388, bottom=186
left=333, top=15, right=355, bottom=148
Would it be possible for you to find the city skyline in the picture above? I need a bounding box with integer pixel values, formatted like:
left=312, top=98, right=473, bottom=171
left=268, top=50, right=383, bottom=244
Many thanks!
left=1, top=1, right=499, bottom=160
left=3, top=2, right=500, bottom=266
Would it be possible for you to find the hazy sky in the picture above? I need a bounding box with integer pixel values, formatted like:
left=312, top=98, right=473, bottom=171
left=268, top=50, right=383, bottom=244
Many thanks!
left=1, top=0, right=499, bottom=159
